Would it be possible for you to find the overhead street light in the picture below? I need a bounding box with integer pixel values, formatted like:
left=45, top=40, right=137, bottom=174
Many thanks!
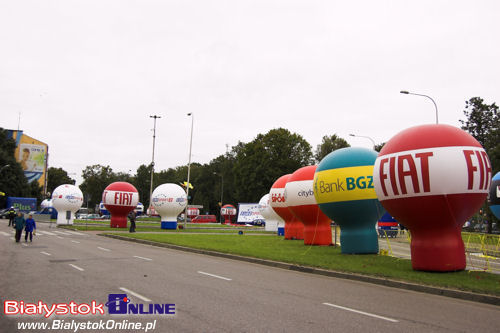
left=149, top=115, right=161, bottom=215
left=213, top=171, right=224, bottom=223
left=184, top=113, right=194, bottom=228
left=349, top=134, right=376, bottom=150
left=400, top=90, right=439, bottom=124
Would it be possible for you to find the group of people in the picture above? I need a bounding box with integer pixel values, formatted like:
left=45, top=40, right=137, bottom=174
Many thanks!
left=7, top=207, right=36, bottom=243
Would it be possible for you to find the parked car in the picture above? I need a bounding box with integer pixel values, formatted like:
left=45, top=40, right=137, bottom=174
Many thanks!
left=191, top=215, right=217, bottom=223
left=1, top=207, right=19, bottom=218
left=252, top=218, right=265, bottom=226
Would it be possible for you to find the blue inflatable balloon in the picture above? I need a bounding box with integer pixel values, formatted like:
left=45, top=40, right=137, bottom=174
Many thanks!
left=489, top=172, right=500, bottom=220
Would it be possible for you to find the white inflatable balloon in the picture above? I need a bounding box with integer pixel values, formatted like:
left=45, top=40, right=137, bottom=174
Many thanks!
left=52, top=184, right=84, bottom=225
left=151, top=183, right=187, bottom=229
left=41, top=199, right=53, bottom=209
left=259, top=194, right=283, bottom=232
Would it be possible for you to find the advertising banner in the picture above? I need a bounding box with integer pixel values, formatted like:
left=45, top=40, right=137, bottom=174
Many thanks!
left=236, top=203, right=264, bottom=224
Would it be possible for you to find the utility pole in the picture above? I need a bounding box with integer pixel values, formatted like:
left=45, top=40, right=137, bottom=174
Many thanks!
left=149, top=115, right=161, bottom=214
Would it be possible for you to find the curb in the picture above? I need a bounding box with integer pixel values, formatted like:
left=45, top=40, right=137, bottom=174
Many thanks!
left=100, top=234, right=500, bottom=306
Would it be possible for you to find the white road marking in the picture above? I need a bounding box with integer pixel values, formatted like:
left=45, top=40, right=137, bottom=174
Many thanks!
left=133, top=256, right=153, bottom=261
left=11, top=237, right=15, bottom=241
left=22, top=243, right=28, bottom=247
left=197, top=271, right=232, bottom=281
left=41, top=231, right=57, bottom=235
left=323, top=303, right=399, bottom=323
left=69, top=264, right=84, bottom=271
left=56, top=236, right=64, bottom=239
left=54, top=231, right=72, bottom=235
left=0, top=231, right=11, bottom=236
left=97, top=247, right=111, bottom=252
left=40, top=251, right=51, bottom=256
left=71, top=240, right=81, bottom=244
left=64, top=230, right=85, bottom=235
left=119, top=287, right=152, bottom=302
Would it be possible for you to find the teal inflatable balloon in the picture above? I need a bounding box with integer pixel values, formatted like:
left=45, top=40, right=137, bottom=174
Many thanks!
left=313, top=147, right=384, bottom=254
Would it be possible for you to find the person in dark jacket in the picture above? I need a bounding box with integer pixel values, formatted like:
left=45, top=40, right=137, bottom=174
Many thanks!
left=24, top=214, right=36, bottom=242
left=129, top=211, right=136, bottom=233
left=8, top=207, right=16, bottom=227
left=13, top=212, right=25, bottom=243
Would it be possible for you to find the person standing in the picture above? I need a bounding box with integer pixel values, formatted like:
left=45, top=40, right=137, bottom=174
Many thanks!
left=13, top=212, right=25, bottom=243
left=129, top=211, right=136, bottom=233
left=24, top=214, right=36, bottom=242
left=8, top=207, right=16, bottom=227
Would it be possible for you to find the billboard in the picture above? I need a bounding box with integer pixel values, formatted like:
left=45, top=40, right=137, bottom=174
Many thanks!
left=237, top=203, right=264, bottom=224
left=7, top=130, right=48, bottom=188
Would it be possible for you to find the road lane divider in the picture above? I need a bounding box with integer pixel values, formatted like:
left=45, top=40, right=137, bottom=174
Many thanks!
left=69, top=264, right=84, bottom=271
left=133, top=256, right=153, bottom=261
left=54, top=231, right=72, bottom=235
left=40, top=251, right=51, bottom=256
left=0, top=231, right=11, bottom=236
left=119, top=287, right=152, bottom=302
left=64, top=230, right=85, bottom=235
left=97, top=247, right=111, bottom=252
left=197, top=271, right=232, bottom=281
left=322, top=302, right=399, bottom=323
left=71, top=240, right=81, bottom=244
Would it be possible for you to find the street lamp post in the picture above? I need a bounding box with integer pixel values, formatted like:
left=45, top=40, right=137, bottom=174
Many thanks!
left=184, top=113, right=194, bottom=228
left=149, top=115, right=161, bottom=215
left=0, top=164, right=10, bottom=173
left=349, top=134, right=376, bottom=150
left=400, top=90, right=439, bottom=124
left=213, top=172, right=224, bottom=223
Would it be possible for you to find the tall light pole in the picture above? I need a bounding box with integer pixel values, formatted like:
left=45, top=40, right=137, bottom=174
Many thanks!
left=213, top=171, right=223, bottom=222
left=400, top=90, right=438, bottom=124
left=349, top=133, right=376, bottom=150
left=184, top=113, right=194, bottom=228
left=149, top=115, right=161, bottom=215
left=0, top=164, right=10, bottom=173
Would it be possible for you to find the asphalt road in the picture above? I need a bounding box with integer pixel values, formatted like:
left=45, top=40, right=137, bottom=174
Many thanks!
left=1, top=220, right=499, bottom=333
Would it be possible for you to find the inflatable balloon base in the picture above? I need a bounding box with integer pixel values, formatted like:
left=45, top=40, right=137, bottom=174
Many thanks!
left=110, top=217, right=127, bottom=228
left=339, top=228, right=378, bottom=254
left=284, top=220, right=304, bottom=240
left=161, top=221, right=177, bottom=230
left=304, top=224, right=332, bottom=246
left=410, top=228, right=466, bottom=272
left=277, top=227, right=284, bottom=236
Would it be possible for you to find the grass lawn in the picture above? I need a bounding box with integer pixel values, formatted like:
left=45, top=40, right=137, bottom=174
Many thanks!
left=106, top=233, right=500, bottom=296
left=61, top=225, right=273, bottom=234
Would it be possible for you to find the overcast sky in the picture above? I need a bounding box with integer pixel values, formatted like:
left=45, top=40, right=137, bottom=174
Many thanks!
left=1, top=1, right=499, bottom=185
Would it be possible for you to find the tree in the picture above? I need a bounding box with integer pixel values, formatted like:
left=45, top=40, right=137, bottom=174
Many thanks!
left=47, top=167, right=75, bottom=195
left=79, top=165, right=117, bottom=210
left=459, top=97, right=500, bottom=233
left=314, top=134, right=350, bottom=162
left=0, top=128, right=37, bottom=207
left=133, top=164, right=152, bottom=208
left=232, top=128, right=313, bottom=202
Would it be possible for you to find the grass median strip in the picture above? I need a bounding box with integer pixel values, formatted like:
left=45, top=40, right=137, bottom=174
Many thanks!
left=61, top=225, right=274, bottom=234
left=106, top=233, right=500, bottom=296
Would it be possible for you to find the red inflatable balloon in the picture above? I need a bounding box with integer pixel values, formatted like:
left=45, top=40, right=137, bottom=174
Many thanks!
left=221, top=204, right=237, bottom=224
left=270, top=174, right=304, bottom=240
left=102, top=182, right=139, bottom=228
left=286, top=166, right=332, bottom=245
left=374, top=124, right=492, bottom=271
